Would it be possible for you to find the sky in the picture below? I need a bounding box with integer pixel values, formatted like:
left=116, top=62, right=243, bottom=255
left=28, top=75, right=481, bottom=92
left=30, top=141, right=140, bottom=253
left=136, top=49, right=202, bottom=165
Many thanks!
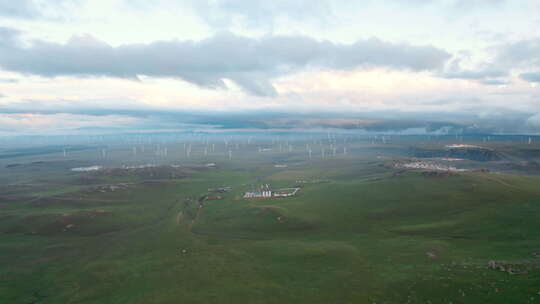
left=0, top=0, right=539, bottom=135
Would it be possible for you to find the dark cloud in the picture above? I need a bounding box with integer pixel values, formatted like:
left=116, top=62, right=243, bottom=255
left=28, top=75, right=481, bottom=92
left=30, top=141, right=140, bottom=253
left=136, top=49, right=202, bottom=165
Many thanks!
left=0, top=27, right=21, bottom=47
left=439, top=58, right=508, bottom=83
left=497, top=38, right=540, bottom=67
left=0, top=27, right=450, bottom=96
left=252, top=117, right=464, bottom=133
left=520, top=72, right=540, bottom=83
left=493, top=38, right=540, bottom=84
left=441, top=68, right=507, bottom=80
left=0, top=99, right=538, bottom=134
left=438, top=36, right=540, bottom=84
left=479, top=79, right=509, bottom=86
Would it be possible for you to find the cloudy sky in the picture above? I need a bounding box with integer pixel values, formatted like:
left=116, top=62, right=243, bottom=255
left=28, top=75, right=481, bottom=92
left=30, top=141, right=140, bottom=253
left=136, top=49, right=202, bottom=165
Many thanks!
left=0, top=0, right=539, bottom=135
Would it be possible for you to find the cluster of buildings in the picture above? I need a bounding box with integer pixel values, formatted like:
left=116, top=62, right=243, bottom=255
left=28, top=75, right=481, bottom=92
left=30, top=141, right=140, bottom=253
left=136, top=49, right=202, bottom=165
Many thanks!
left=71, top=165, right=102, bottom=172
left=71, top=164, right=186, bottom=172
left=396, top=161, right=468, bottom=172
left=243, top=184, right=300, bottom=199
left=123, top=164, right=158, bottom=169
left=445, top=144, right=482, bottom=149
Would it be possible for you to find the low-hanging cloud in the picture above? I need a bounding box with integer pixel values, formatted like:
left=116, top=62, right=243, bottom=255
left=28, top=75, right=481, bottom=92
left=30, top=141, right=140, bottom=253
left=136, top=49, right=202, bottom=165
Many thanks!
left=0, top=27, right=451, bottom=96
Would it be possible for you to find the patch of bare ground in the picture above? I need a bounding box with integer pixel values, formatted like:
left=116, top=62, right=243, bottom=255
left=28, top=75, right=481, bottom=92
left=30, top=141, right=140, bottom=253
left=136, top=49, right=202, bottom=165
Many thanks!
left=68, top=175, right=104, bottom=185
left=0, top=195, right=36, bottom=204
left=29, top=256, right=58, bottom=265
left=257, top=207, right=287, bottom=223
left=422, top=171, right=456, bottom=178
left=0, top=185, right=35, bottom=196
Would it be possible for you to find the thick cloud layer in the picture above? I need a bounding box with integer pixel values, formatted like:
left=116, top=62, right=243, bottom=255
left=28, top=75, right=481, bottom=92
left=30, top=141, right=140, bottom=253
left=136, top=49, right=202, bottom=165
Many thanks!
left=1, top=95, right=539, bottom=135
left=0, top=28, right=450, bottom=96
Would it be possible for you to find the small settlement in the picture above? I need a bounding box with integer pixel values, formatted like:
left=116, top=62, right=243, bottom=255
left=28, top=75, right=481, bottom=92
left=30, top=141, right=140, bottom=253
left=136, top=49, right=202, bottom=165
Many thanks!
left=396, top=161, right=468, bottom=172
left=71, top=165, right=103, bottom=172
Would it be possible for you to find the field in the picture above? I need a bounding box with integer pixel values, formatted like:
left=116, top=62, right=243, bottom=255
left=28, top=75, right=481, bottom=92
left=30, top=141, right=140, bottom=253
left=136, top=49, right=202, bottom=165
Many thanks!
left=1, top=135, right=540, bottom=303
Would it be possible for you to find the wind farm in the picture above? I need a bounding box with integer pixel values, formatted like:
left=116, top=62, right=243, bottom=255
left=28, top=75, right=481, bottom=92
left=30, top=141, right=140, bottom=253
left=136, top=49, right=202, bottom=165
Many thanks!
left=2, top=132, right=540, bottom=303
left=2, top=1, right=540, bottom=303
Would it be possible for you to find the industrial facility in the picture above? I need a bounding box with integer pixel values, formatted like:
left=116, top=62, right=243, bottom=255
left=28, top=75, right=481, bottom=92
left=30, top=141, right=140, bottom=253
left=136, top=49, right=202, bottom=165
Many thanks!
left=243, top=184, right=300, bottom=199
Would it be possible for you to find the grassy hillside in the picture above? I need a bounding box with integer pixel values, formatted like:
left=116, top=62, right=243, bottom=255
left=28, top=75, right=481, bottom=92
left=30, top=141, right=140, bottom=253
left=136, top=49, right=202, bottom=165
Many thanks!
left=1, top=159, right=540, bottom=303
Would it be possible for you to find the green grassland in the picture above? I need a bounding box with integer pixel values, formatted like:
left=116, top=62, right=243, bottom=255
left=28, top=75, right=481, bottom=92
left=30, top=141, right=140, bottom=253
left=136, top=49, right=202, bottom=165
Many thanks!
left=1, top=143, right=540, bottom=303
